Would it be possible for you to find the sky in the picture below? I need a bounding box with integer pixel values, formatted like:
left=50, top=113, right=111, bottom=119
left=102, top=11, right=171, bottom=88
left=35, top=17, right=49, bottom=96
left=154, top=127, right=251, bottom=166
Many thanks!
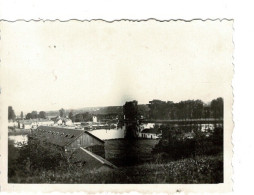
left=0, top=20, right=233, bottom=114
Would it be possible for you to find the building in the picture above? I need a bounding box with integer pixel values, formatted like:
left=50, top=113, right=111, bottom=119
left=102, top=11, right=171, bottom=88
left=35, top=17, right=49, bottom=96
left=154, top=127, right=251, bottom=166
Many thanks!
left=37, top=119, right=54, bottom=126
left=55, top=118, right=63, bottom=125
left=32, top=126, right=116, bottom=169
left=8, top=120, right=18, bottom=127
left=18, top=120, right=34, bottom=129
left=139, top=128, right=161, bottom=139
left=64, top=118, right=73, bottom=126
left=91, top=113, right=119, bottom=124
left=140, top=123, right=155, bottom=131
left=92, top=116, right=98, bottom=123
left=53, top=117, right=73, bottom=126
left=18, top=119, right=54, bottom=129
left=34, top=126, right=104, bottom=155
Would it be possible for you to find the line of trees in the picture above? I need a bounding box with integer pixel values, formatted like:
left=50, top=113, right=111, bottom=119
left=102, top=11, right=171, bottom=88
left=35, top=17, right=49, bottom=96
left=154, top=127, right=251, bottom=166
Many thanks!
left=72, top=112, right=92, bottom=122
left=8, top=106, right=25, bottom=120
left=148, top=97, right=223, bottom=120
left=9, top=97, right=223, bottom=122
left=58, top=108, right=92, bottom=122
left=26, top=111, right=47, bottom=119
left=58, top=109, right=76, bottom=122
left=8, top=106, right=16, bottom=120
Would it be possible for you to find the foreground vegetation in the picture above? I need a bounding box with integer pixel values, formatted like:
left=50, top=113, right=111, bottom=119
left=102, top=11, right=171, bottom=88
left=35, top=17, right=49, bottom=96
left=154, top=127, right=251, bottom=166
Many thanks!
left=8, top=132, right=223, bottom=183
left=9, top=152, right=222, bottom=184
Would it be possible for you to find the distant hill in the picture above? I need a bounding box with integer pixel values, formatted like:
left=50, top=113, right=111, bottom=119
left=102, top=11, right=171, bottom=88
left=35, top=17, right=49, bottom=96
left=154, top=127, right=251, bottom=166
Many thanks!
left=46, top=104, right=150, bottom=117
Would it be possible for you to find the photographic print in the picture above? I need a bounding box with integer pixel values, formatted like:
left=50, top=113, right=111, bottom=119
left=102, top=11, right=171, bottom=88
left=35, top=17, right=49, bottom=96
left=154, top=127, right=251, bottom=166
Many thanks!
left=0, top=19, right=233, bottom=192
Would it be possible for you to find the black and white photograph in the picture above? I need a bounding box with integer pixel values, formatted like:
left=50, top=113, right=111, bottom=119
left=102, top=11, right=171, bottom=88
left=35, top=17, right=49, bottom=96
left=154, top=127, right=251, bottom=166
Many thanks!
left=0, top=19, right=233, bottom=192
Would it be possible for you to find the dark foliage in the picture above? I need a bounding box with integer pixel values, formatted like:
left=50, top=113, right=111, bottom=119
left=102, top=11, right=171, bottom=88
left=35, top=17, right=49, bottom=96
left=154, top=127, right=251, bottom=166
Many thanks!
left=59, top=108, right=66, bottom=117
left=8, top=137, right=68, bottom=181
left=8, top=140, right=20, bottom=178
left=152, top=127, right=223, bottom=160
left=123, top=100, right=139, bottom=121
left=8, top=106, right=16, bottom=120
left=125, top=124, right=139, bottom=139
left=25, top=113, right=32, bottom=119
left=26, top=110, right=47, bottom=119
left=8, top=136, right=223, bottom=183
left=38, top=111, right=47, bottom=119
left=68, top=111, right=74, bottom=122
left=148, top=98, right=223, bottom=120
left=211, top=97, right=224, bottom=119
left=123, top=100, right=140, bottom=139
left=9, top=153, right=223, bottom=183
left=74, top=112, right=92, bottom=122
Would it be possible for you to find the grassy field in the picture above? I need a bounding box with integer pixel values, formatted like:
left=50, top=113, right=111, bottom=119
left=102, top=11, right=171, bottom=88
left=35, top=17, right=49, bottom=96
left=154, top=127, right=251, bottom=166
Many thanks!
left=9, top=154, right=223, bottom=184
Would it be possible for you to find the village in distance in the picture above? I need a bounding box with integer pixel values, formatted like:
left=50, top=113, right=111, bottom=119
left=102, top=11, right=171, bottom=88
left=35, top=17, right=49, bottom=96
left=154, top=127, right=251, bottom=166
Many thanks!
left=8, top=98, right=224, bottom=184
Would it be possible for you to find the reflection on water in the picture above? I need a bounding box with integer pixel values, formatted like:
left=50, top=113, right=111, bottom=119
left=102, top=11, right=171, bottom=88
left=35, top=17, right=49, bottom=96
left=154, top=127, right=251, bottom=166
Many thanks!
left=8, top=135, right=28, bottom=147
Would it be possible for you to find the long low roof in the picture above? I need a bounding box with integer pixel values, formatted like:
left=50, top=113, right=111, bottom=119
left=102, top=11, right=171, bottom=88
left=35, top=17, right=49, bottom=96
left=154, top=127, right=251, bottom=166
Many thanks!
left=33, top=126, right=104, bottom=147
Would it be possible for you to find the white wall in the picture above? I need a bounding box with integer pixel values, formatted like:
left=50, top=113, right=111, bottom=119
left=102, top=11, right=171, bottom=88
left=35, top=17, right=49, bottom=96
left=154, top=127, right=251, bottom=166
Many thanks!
left=89, top=128, right=125, bottom=140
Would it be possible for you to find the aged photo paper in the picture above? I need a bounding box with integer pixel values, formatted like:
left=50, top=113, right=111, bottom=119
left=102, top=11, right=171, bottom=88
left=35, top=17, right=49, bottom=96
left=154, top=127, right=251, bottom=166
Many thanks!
left=0, top=19, right=233, bottom=193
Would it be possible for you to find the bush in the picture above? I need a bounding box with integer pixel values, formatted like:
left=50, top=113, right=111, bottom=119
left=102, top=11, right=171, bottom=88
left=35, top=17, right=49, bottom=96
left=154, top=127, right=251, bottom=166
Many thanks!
left=19, top=137, right=68, bottom=170
left=8, top=136, right=69, bottom=182
left=152, top=127, right=223, bottom=160
left=8, top=140, right=20, bottom=178
left=152, top=134, right=196, bottom=160
left=9, top=154, right=223, bottom=183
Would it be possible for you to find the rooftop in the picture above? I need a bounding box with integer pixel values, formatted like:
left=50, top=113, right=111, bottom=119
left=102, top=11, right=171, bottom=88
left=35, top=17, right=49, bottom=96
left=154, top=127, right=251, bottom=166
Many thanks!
left=33, top=126, right=104, bottom=147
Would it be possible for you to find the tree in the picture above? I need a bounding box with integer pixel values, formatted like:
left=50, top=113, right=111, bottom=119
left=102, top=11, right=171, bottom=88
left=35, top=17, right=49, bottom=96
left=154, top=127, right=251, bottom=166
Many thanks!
left=75, top=113, right=83, bottom=122
left=192, top=100, right=204, bottom=119
left=59, top=108, right=65, bottom=117
left=31, top=111, right=38, bottom=119
left=123, top=100, right=139, bottom=121
left=39, top=111, right=47, bottom=119
left=26, top=113, right=32, bottom=119
left=21, top=111, right=24, bottom=120
left=211, top=97, right=223, bottom=119
left=8, top=106, right=16, bottom=120
left=148, top=100, right=167, bottom=120
left=82, top=112, right=92, bottom=121
left=68, top=111, right=74, bottom=121
left=202, top=105, right=211, bottom=118
left=123, top=100, right=139, bottom=139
